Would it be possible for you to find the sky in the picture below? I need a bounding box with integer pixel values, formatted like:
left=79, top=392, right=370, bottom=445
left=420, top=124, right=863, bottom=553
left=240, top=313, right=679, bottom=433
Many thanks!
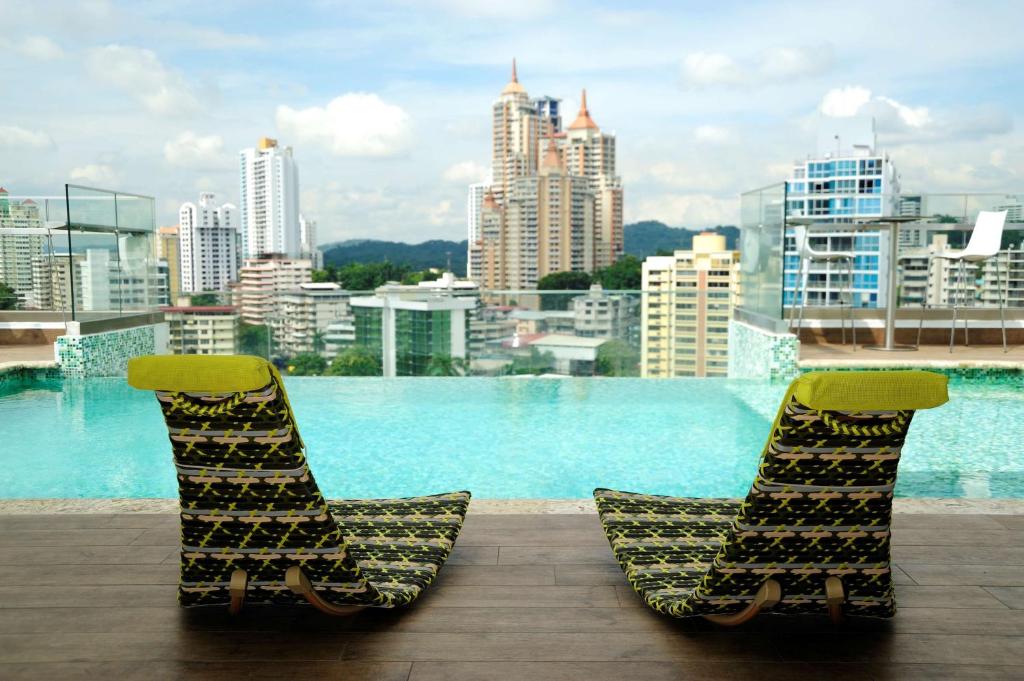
left=1, top=0, right=1023, bottom=246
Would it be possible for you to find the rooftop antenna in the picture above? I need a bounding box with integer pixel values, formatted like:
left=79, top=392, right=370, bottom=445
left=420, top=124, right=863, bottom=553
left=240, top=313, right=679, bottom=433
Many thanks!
left=446, top=250, right=452, bottom=273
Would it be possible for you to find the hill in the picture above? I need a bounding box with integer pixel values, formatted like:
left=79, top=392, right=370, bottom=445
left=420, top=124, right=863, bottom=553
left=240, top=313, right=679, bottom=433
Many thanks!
left=318, top=221, right=740, bottom=273
left=624, top=221, right=739, bottom=257
left=322, top=239, right=468, bottom=272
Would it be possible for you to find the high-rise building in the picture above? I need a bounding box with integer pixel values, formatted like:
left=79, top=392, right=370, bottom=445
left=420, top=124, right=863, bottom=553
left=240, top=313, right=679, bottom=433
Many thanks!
left=239, top=137, right=300, bottom=258
left=784, top=117, right=900, bottom=308
left=178, top=193, right=239, bottom=293
left=298, top=213, right=322, bottom=268
left=79, top=242, right=168, bottom=311
left=156, top=226, right=182, bottom=302
left=560, top=90, right=623, bottom=269
left=898, top=233, right=1024, bottom=309
left=30, top=252, right=83, bottom=311
left=235, top=256, right=313, bottom=326
left=468, top=63, right=624, bottom=289
left=641, top=233, right=740, bottom=378
left=0, top=189, right=46, bottom=307
left=162, top=305, right=240, bottom=355
left=503, top=139, right=594, bottom=288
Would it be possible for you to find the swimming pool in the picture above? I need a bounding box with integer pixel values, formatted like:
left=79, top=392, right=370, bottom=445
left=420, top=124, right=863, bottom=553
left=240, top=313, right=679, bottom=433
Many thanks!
left=1, top=376, right=1022, bottom=499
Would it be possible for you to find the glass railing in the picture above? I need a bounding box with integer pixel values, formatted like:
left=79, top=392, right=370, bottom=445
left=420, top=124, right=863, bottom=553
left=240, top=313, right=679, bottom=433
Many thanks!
left=158, top=287, right=738, bottom=378
left=739, top=190, right=1024, bottom=323
left=0, top=185, right=157, bottom=320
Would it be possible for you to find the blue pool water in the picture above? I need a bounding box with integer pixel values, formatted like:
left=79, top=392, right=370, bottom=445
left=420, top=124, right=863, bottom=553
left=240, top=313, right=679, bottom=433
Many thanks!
left=1, top=377, right=1022, bottom=499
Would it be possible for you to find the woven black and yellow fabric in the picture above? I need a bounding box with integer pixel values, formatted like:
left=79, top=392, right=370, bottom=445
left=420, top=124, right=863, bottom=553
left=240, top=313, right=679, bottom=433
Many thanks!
left=595, top=371, right=946, bottom=620
left=135, top=358, right=470, bottom=609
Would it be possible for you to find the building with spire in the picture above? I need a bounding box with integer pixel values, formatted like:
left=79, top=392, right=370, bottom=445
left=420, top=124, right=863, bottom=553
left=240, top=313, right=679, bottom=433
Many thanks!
left=468, top=62, right=624, bottom=290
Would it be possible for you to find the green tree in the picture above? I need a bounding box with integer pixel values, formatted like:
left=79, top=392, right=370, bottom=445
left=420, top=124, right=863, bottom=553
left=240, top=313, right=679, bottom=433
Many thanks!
left=188, top=293, right=221, bottom=306
left=594, top=255, right=642, bottom=290
left=239, top=323, right=270, bottom=358
left=503, top=347, right=557, bottom=375
left=0, top=281, right=17, bottom=310
left=537, top=271, right=592, bottom=310
left=311, top=330, right=327, bottom=355
left=425, top=353, right=468, bottom=377
left=595, top=339, right=640, bottom=377
left=287, top=352, right=327, bottom=376
left=327, top=347, right=382, bottom=376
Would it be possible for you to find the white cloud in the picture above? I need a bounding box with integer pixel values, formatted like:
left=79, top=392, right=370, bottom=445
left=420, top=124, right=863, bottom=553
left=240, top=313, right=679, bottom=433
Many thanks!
left=164, top=131, right=227, bottom=168
left=633, top=193, right=738, bottom=228
left=759, top=45, right=834, bottom=80
left=876, top=96, right=931, bottom=128
left=2, top=35, right=64, bottom=60
left=276, top=93, right=411, bottom=157
left=70, top=164, right=119, bottom=187
left=86, top=44, right=200, bottom=115
left=432, top=0, right=553, bottom=19
left=693, top=125, right=734, bottom=144
left=0, top=125, right=54, bottom=149
left=820, top=86, right=872, bottom=117
left=681, top=52, right=744, bottom=87
left=428, top=199, right=454, bottom=226
left=442, top=160, right=488, bottom=184
left=681, top=45, right=833, bottom=87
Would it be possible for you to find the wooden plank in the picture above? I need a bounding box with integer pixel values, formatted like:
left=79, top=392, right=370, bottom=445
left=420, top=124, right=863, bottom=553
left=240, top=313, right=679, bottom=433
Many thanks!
left=0, top=563, right=178, bottom=586
left=0, top=661, right=412, bottom=681
left=555, top=565, right=628, bottom=586
left=456, top=528, right=608, bottom=547
left=985, top=587, right=1024, bottom=610
left=891, top=514, right=1008, bottom=530
left=0, top=529, right=145, bottom=547
left=899, top=564, right=1024, bottom=587
left=350, top=606, right=672, bottom=634
left=416, top=585, right=620, bottom=609
left=340, top=631, right=779, bottom=662
left=773, top=632, right=1024, bottom=666
left=498, top=546, right=617, bottom=566
left=0, top=585, right=175, bottom=608
left=446, top=546, right=499, bottom=565
left=892, top=530, right=1024, bottom=547
left=894, top=545, right=1024, bottom=566
left=433, top=566, right=554, bottom=587
left=896, top=585, right=1011, bottom=609
left=0, top=545, right=177, bottom=566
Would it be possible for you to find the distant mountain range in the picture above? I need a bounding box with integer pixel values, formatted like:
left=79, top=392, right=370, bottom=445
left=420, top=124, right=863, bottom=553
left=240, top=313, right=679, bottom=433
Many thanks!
left=320, top=221, right=739, bottom=272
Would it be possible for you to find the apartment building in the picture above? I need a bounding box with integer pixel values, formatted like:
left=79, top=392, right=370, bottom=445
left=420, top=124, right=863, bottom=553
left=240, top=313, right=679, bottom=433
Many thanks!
left=155, top=226, right=182, bottom=301
left=784, top=116, right=900, bottom=308
left=641, top=233, right=740, bottom=378
left=239, top=137, right=300, bottom=258
left=162, top=305, right=240, bottom=355
left=277, top=282, right=352, bottom=357
left=0, top=190, right=46, bottom=307
left=235, top=256, right=312, bottom=326
left=178, top=193, right=239, bottom=293
left=898, top=234, right=1024, bottom=309
left=572, top=284, right=639, bottom=341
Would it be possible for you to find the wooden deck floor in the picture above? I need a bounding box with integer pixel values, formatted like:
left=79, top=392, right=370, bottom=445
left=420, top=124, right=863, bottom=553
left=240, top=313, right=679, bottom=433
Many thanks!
left=2, top=511, right=1024, bottom=680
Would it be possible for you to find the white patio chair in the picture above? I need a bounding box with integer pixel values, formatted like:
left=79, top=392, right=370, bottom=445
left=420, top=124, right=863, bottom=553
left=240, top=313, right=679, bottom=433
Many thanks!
left=788, top=224, right=856, bottom=348
left=916, top=210, right=1008, bottom=353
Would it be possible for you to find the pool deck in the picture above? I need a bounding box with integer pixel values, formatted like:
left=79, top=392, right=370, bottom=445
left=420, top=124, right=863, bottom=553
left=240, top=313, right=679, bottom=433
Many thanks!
left=800, top=342, right=1024, bottom=369
left=3, top=508, right=1024, bottom=680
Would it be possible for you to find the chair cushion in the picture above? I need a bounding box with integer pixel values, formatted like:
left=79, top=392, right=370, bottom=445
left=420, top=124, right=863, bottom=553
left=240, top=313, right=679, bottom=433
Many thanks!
left=794, top=370, right=948, bottom=412
left=128, top=355, right=272, bottom=393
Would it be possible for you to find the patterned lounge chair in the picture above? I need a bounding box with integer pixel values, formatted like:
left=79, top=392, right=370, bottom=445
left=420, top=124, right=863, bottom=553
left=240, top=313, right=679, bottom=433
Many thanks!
left=127, top=354, right=471, bottom=616
left=594, top=370, right=948, bottom=626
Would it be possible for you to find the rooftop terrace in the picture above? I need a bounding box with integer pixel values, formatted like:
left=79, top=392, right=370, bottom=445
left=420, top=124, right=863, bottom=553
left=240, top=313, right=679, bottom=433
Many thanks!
left=2, top=506, right=1023, bottom=680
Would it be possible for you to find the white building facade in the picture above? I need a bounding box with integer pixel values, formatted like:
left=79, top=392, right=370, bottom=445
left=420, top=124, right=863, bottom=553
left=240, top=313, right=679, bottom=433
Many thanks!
left=784, top=117, right=900, bottom=308
left=178, top=193, right=239, bottom=293
left=239, top=137, right=300, bottom=258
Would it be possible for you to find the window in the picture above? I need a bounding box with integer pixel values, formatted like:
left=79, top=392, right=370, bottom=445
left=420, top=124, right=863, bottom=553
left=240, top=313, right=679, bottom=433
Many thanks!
left=857, top=197, right=882, bottom=214
left=858, top=178, right=882, bottom=194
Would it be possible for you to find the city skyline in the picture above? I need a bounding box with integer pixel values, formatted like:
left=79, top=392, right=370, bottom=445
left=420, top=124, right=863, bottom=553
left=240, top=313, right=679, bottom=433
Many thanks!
left=2, top=0, right=1023, bottom=245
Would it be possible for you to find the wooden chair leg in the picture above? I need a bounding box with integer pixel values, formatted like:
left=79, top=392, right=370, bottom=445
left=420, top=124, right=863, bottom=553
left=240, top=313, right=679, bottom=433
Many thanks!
left=825, top=576, right=845, bottom=625
left=703, top=579, right=782, bottom=627
left=228, top=569, right=247, bottom=615
left=285, top=566, right=366, bottom=617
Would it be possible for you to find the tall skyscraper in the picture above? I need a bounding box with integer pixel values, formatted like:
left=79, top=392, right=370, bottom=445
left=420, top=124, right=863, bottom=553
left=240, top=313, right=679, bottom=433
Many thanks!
left=178, top=193, right=239, bottom=293
left=641, top=233, right=740, bottom=378
left=784, top=117, right=900, bottom=308
left=468, top=62, right=624, bottom=289
left=560, top=89, right=623, bottom=269
left=0, top=188, right=46, bottom=307
left=239, top=137, right=300, bottom=258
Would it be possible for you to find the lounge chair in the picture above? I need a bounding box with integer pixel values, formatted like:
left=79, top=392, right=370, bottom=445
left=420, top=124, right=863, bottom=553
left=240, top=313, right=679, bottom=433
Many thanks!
left=127, top=354, right=471, bottom=615
left=594, top=370, right=948, bottom=626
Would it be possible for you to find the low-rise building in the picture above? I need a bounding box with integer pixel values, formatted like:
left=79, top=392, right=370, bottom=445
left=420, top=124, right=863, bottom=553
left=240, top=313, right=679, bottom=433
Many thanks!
left=528, top=333, right=606, bottom=375
left=235, top=256, right=313, bottom=326
left=572, top=284, right=639, bottom=341
left=162, top=305, right=240, bottom=355
left=277, top=282, right=352, bottom=357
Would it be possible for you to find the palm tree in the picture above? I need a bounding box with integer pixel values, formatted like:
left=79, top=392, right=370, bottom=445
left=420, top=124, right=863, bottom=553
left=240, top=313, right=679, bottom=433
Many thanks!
left=311, top=330, right=326, bottom=355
